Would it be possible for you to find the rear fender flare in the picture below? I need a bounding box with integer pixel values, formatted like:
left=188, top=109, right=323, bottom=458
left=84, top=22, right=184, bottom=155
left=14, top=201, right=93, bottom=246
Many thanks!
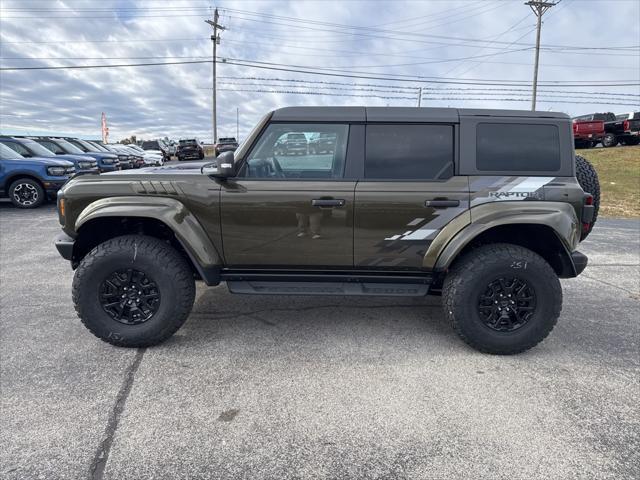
left=424, top=201, right=580, bottom=271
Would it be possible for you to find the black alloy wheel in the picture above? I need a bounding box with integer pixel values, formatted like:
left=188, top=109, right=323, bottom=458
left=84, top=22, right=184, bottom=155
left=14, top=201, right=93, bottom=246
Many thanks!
left=99, top=268, right=160, bottom=325
left=477, top=276, right=536, bottom=332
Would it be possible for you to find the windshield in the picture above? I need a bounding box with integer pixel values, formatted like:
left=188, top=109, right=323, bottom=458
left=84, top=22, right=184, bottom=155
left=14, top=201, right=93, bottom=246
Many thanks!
left=52, top=139, right=85, bottom=154
left=179, top=139, right=197, bottom=146
left=142, top=141, right=160, bottom=150
left=88, top=141, right=109, bottom=152
left=73, top=138, right=101, bottom=152
left=0, top=143, right=24, bottom=160
left=234, top=113, right=270, bottom=161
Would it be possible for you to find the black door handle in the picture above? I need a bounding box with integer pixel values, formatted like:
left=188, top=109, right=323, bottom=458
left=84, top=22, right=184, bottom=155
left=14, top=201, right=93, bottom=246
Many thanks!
left=425, top=199, right=460, bottom=208
left=312, top=198, right=345, bottom=208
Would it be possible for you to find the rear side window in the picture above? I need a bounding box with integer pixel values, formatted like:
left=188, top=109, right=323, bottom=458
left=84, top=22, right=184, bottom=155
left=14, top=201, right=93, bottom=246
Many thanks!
left=365, top=124, right=454, bottom=180
left=476, top=123, right=560, bottom=172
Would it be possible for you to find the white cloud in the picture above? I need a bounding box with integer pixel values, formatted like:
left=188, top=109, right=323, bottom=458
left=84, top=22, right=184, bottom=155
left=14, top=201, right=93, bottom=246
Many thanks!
left=0, top=0, right=638, bottom=142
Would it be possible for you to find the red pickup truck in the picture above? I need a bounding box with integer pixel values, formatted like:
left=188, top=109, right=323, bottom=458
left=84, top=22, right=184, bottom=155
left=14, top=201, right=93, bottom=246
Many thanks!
left=573, top=112, right=640, bottom=148
left=572, top=116, right=605, bottom=148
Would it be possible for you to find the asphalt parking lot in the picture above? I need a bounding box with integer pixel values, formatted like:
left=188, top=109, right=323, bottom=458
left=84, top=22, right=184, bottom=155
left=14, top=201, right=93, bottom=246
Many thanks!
left=1, top=202, right=638, bottom=480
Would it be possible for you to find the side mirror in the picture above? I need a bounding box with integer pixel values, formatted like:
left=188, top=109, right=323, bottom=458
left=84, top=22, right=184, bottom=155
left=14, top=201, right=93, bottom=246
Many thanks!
left=201, top=150, right=236, bottom=178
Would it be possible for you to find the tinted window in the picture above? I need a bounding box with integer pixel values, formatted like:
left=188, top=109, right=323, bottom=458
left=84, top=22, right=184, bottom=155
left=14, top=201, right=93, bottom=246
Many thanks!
left=476, top=123, right=560, bottom=172
left=242, top=123, right=349, bottom=179
left=142, top=141, right=160, bottom=150
left=365, top=124, right=453, bottom=180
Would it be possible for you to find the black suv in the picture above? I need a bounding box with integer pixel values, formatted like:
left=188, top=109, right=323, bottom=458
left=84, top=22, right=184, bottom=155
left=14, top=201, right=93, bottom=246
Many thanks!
left=177, top=138, right=205, bottom=161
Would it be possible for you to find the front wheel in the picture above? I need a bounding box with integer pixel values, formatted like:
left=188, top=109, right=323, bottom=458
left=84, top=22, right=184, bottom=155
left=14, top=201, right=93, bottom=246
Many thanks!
left=602, top=133, right=617, bottom=148
left=72, top=235, right=196, bottom=347
left=9, top=178, right=45, bottom=208
left=442, top=243, right=562, bottom=355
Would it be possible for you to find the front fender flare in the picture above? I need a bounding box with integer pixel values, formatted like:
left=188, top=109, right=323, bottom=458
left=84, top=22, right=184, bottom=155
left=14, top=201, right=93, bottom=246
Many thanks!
left=76, top=196, right=222, bottom=281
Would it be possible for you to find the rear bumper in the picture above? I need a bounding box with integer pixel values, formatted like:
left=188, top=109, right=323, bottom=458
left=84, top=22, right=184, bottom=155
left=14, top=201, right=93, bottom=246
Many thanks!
left=55, top=232, right=75, bottom=261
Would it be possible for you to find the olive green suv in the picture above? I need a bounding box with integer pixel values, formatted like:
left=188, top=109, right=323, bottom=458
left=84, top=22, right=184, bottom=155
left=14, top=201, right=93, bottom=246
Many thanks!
left=54, top=107, right=599, bottom=354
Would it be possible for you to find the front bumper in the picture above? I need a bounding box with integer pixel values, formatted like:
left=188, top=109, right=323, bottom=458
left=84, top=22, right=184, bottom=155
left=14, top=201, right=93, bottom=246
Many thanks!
left=571, top=251, right=588, bottom=276
left=99, top=164, right=119, bottom=173
left=55, top=232, right=75, bottom=261
left=43, top=179, right=68, bottom=196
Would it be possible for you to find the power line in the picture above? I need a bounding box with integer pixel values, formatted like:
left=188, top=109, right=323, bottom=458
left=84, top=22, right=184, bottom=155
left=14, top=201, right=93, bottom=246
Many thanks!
left=216, top=76, right=640, bottom=97
left=217, top=88, right=640, bottom=106
left=2, top=58, right=638, bottom=89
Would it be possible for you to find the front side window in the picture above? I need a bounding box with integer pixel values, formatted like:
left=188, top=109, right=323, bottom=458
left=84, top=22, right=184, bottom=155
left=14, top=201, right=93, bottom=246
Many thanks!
left=365, top=124, right=454, bottom=180
left=241, top=123, right=349, bottom=179
left=476, top=123, right=560, bottom=172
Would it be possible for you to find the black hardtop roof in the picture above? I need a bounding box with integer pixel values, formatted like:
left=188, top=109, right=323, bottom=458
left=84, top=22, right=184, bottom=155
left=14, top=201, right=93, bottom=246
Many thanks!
left=270, top=106, right=569, bottom=122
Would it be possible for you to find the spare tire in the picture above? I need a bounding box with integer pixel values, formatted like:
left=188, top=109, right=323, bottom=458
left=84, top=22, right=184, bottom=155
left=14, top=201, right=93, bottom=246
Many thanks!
left=575, top=155, right=600, bottom=240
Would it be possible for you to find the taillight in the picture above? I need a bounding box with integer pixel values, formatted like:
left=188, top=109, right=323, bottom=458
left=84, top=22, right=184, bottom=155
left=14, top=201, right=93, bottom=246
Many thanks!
left=623, top=120, right=630, bottom=131
left=573, top=123, right=578, bottom=133
left=582, top=194, right=594, bottom=233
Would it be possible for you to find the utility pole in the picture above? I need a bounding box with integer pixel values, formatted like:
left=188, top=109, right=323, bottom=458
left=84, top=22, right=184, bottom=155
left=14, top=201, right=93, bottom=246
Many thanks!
left=205, top=9, right=225, bottom=144
left=417, top=87, right=423, bottom=107
left=526, top=1, right=556, bottom=111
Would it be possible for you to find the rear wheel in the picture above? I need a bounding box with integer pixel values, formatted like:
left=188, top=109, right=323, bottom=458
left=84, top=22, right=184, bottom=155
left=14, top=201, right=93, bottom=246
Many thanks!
left=8, top=178, right=45, bottom=208
left=442, top=243, right=562, bottom=355
left=575, top=155, right=600, bottom=240
left=72, top=235, right=195, bottom=347
left=602, top=133, right=617, bottom=148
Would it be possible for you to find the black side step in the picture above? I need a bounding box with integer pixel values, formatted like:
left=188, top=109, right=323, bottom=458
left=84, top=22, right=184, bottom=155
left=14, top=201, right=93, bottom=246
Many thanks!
left=227, top=281, right=430, bottom=296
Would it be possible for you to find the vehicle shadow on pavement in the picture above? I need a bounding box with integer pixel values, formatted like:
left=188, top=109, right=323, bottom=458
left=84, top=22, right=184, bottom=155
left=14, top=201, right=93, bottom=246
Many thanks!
left=164, top=285, right=458, bottom=350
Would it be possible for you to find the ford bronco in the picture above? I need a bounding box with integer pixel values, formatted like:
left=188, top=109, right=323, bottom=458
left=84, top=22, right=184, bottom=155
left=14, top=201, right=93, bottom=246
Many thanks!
left=54, top=107, right=599, bottom=354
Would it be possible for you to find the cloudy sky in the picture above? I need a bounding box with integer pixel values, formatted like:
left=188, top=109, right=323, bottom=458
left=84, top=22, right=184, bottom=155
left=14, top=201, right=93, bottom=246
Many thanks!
left=0, top=0, right=638, bottom=143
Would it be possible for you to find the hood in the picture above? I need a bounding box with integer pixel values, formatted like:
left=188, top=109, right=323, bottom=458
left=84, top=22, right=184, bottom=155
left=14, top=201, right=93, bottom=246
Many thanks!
left=102, top=160, right=209, bottom=175
left=56, top=154, right=96, bottom=163
left=11, top=156, right=74, bottom=167
left=78, top=152, right=118, bottom=160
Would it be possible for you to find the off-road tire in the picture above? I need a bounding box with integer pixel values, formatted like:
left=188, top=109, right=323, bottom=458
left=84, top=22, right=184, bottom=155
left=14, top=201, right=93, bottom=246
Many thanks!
left=442, top=243, right=562, bottom=355
left=72, top=235, right=195, bottom=347
left=575, top=155, right=600, bottom=240
left=602, top=133, right=617, bottom=148
left=8, top=178, right=45, bottom=208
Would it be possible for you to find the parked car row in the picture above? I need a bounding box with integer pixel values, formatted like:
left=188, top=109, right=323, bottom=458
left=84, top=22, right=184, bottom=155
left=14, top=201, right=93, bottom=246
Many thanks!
left=0, top=135, right=165, bottom=209
left=572, top=111, right=640, bottom=148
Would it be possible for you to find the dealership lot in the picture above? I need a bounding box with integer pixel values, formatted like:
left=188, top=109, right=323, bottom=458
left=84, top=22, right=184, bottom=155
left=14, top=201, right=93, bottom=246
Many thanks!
left=1, top=203, right=638, bottom=479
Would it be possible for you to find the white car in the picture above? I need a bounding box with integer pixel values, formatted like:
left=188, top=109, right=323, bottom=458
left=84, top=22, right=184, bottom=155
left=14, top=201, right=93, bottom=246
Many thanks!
left=125, top=144, right=164, bottom=166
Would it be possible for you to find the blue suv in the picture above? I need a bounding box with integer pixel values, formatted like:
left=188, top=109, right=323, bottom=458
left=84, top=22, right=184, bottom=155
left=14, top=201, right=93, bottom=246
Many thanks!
left=31, top=137, right=120, bottom=173
left=0, top=144, right=74, bottom=208
left=0, top=136, right=99, bottom=175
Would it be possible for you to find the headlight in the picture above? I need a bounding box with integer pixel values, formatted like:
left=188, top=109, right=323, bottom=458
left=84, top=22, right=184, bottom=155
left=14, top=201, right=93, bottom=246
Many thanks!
left=118, top=154, right=128, bottom=161
left=103, top=158, right=115, bottom=164
left=78, top=161, right=93, bottom=169
left=47, top=166, right=67, bottom=176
